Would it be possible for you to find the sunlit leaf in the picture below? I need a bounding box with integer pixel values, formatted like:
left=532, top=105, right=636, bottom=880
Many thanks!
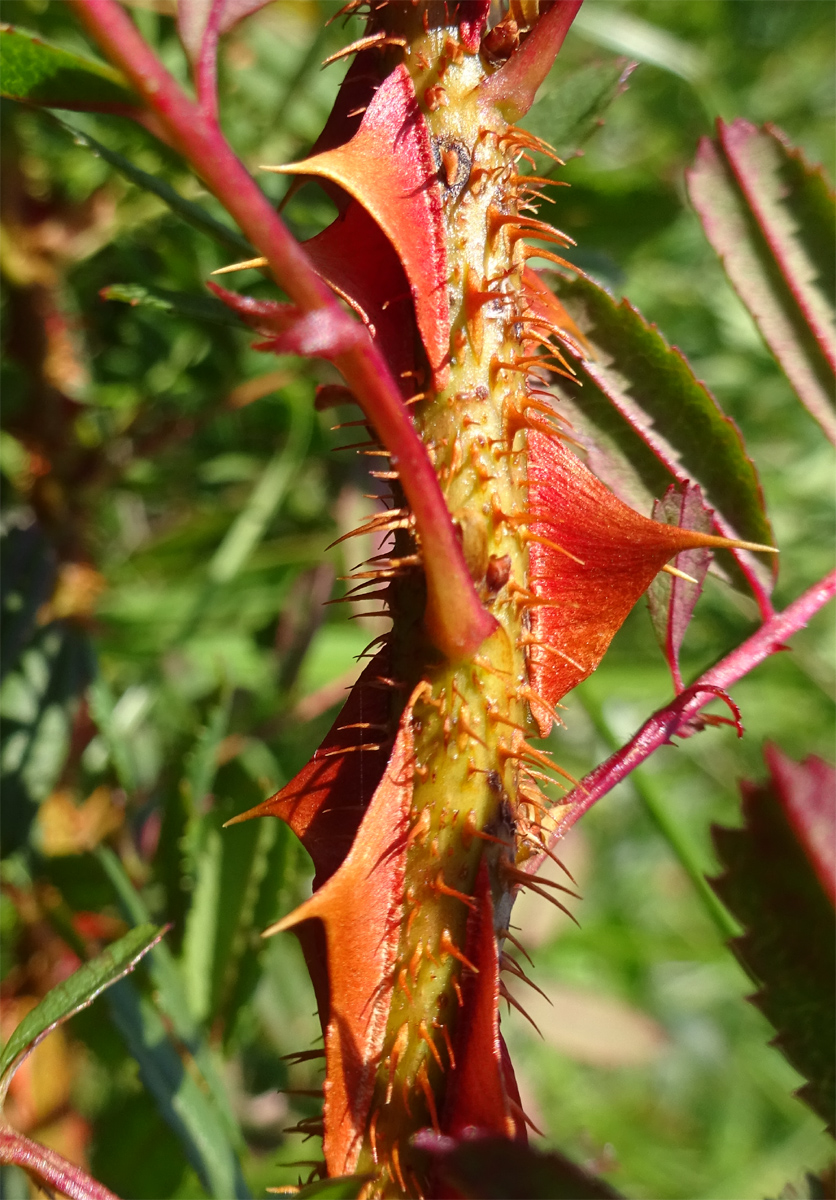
left=0, top=23, right=136, bottom=110
left=0, top=922, right=164, bottom=1092
left=688, top=120, right=836, bottom=443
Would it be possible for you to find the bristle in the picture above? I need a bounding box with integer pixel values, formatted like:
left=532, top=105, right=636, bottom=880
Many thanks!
left=418, top=1020, right=444, bottom=1072
left=508, top=1097, right=545, bottom=1136
left=501, top=952, right=552, bottom=1004
left=440, top=928, right=478, bottom=973
left=497, top=926, right=535, bottom=967
left=432, top=871, right=477, bottom=910
left=390, top=1144, right=407, bottom=1193
left=279, top=1048, right=326, bottom=1064
left=416, top=1061, right=440, bottom=1132
left=502, top=862, right=580, bottom=901
left=499, top=981, right=543, bottom=1036
left=435, top=1020, right=456, bottom=1069
left=321, top=31, right=407, bottom=66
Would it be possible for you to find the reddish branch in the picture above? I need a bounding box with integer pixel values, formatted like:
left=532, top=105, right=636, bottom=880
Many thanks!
left=70, top=0, right=497, bottom=662
left=533, top=569, right=836, bottom=859
left=0, top=1128, right=120, bottom=1200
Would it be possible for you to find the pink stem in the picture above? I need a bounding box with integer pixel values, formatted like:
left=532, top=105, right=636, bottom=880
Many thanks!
left=534, top=569, right=836, bottom=857
left=0, top=1128, right=120, bottom=1200
left=195, top=0, right=224, bottom=124
left=71, top=0, right=497, bottom=662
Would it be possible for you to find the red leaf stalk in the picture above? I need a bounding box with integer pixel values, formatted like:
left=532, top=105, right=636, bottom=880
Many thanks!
left=71, top=0, right=496, bottom=663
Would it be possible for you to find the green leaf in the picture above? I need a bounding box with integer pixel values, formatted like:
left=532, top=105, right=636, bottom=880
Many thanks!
left=0, top=24, right=136, bottom=111
left=106, top=978, right=250, bottom=1199
left=688, top=120, right=836, bottom=443
left=0, top=922, right=164, bottom=1094
left=94, top=845, right=243, bottom=1150
left=522, top=58, right=634, bottom=164
left=710, top=746, right=836, bottom=1131
left=412, top=1134, right=623, bottom=1199
left=546, top=269, right=776, bottom=610
left=101, top=283, right=250, bottom=329
left=46, top=112, right=253, bottom=256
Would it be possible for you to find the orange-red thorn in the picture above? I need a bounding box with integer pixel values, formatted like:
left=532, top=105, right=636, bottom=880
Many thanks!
left=418, top=1020, right=445, bottom=1072
left=440, top=928, right=479, bottom=973
left=417, top=1060, right=440, bottom=1133
left=433, top=871, right=477, bottom=910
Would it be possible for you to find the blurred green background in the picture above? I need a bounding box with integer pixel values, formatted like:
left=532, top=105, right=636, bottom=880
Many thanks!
left=1, top=2, right=833, bottom=1197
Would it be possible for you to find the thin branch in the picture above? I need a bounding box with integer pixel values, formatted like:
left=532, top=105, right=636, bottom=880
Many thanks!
left=195, top=0, right=224, bottom=124
left=580, top=691, right=740, bottom=941
left=70, top=0, right=497, bottom=662
left=528, top=569, right=836, bottom=865
left=0, top=1127, right=120, bottom=1200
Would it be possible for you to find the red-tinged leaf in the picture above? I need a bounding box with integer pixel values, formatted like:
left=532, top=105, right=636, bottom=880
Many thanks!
left=412, top=1132, right=623, bottom=1200
left=479, top=0, right=584, bottom=122
left=647, top=483, right=714, bottom=692
left=440, top=864, right=524, bottom=1145
left=526, top=432, right=757, bottom=735
left=177, top=0, right=274, bottom=65
left=540, top=269, right=776, bottom=615
left=710, top=748, right=836, bottom=1131
left=303, top=202, right=419, bottom=388
left=687, top=120, right=836, bottom=444
left=263, top=694, right=418, bottom=1176
left=265, top=64, right=450, bottom=386
left=763, top=744, right=836, bottom=909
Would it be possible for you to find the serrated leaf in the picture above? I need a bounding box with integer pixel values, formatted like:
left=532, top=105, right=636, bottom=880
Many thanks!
left=522, top=58, right=634, bottom=164
left=647, top=482, right=713, bottom=690
left=0, top=24, right=136, bottom=111
left=106, top=978, right=250, bottom=1199
left=688, top=120, right=836, bottom=443
left=546, top=269, right=775, bottom=610
left=710, top=747, right=836, bottom=1131
left=101, top=283, right=249, bottom=329
left=0, top=922, right=164, bottom=1093
left=412, top=1133, right=623, bottom=1199
left=43, top=112, right=252, bottom=255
